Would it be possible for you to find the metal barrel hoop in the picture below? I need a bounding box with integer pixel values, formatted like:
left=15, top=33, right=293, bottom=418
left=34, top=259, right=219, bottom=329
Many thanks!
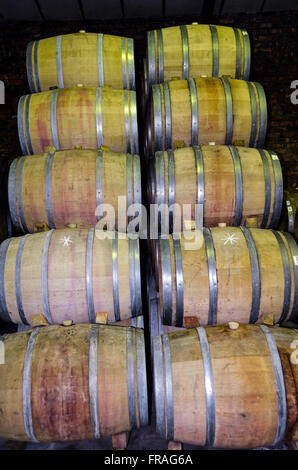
left=240, top=226, right=261, bottom=323
left=167, top=149, right=175, bottom=233
left=173, top=238, right=184, bottom=328
left=228, top=146, right=243, bottom=226
left=268, top=151, right=283, bottom=229
left=112, top=232, right=120, bottom=322
left=121, top=36, right=128, bottom=90
left=196, top=327, right=216, bottom=447
left=95, top=87, right=103, bottom=148
left=0, top=238, right=13, bottom=323
left=89, top=324, right=101, bottom=438
left=153, top=335, right=166, bottom=438
left=126, top=328, right=137, bottom=428
left=281, top=231, right=298, bottom=322
left=203, top=228, right=218, bottom=325
left=97, top=33, right=104, bottom=87
left=152, top=84, right=163, bottom=152
left=23, top=327, right=40, bottom=442
left=130, top=91, right=139, bottom=154
left=247, top=81, right=258, bottom=148
left=180, top=25, right=189, bottom=79
left=162, top=334, right=174, bottom=441
left=17, top=95, right=28, bottom=155
left=26, top=42, right=35, bottom=93
left=241, top=29, right=251, bottom=80
left=127, top=38, right=135, bottom=90
left=258, top=149, right=271, bottom=228
left=233, top=28, right=242, bottom=79
left=136, top=330, right=149, bottom=426
left=8, top=158, right=22, bottom=232
left=188, top=78, right=198, bottom=146
left=41, top=229, right=54, bottom=325
left=147, top=30, right=156, bottom=90
left=209, top=25, right=219, bottom=77
left=270, top=230, right=291, bottom=323
left=220, top=77, right=233, bottom=145
left=160, top=238, right=173, bottom=325
left=157, top=29, right=164, bottom=84
left=259, top=325, right=287, bottom=445
left=86, top=228, right=96, bottom=324
left=255, top=82, right=267, bottom=149
left=56, top=35, right=64, bottom=88
left=163, top=82, right=172, bottom=150
left=15, top=234, right=30, bottom=326
left=50, top=89, right=60, bottom=150
left=194, top=145, right=204, bottom=230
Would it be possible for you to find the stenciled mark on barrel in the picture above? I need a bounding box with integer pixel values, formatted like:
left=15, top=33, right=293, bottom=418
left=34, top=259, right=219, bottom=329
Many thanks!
left=0, top=340, right=5, bottom=365
left=0, top=81, right=4, bottom=104
left=60, top=235, right=73, bottom=247
left=290, top=339, right=298, bottom=365
left=290, top=80, right=298, bottom=105
left=221, top=233, right=239, bottom=246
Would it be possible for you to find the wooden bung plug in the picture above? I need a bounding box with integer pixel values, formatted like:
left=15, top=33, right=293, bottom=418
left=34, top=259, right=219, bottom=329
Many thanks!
left=77, top=83, right=84, bottom=87
left=95, top=312, right=108, bottom=325
left=100, top=145, right=110, bottom=152
left=184, top=219, right=196, bottom=231
left=174, top=140, right=185, bottom=149
left=30, top=314, right=49, bottom=328
left=246, top=217, right=258, bottom=228
left=34, top=223, right=50, bottom=233
left=62, top=320, right=73, bottom=327
left=66, top=223, right=77, bottom=229
left=228, top=321, right=239, bottom=330
left=168, top=441, right=182, bottom=450
left=218, top=222, right=227, bottom=228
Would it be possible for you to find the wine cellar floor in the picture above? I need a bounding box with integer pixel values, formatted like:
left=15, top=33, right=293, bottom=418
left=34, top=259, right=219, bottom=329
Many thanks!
left=0, top=429, right=290, bottom=451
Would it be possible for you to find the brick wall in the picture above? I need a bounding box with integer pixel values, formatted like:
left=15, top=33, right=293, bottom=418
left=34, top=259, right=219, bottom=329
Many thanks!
left=0, top=10, right=297, bottom=188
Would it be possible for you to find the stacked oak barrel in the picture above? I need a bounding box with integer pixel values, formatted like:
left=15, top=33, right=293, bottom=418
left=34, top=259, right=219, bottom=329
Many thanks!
left=0, top=31, right=148, bottom=446
left=144, top=23, right=298, bottom=449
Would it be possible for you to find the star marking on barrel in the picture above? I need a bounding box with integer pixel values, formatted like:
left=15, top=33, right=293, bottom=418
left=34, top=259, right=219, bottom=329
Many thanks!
left=60, top=236, right=73, bottom=247
left=221, top=233, right=239, bottom=246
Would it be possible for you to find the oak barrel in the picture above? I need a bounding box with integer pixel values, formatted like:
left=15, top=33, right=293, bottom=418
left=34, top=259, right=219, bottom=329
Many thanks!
left=151, top=145, right=283, bottom=230
left=148, top=77, right=267, bottom=153
left=18, top=86, right=138, bottom=155
left=0, top=229, right=142, bottom=325
left=153, top=324, right=298, bottom=448
left=8, top=149, right=141, bottom=233
left=146, top=24, right=251, bottom=95
left=0, top=324, right=148, bottom=441
left=26, top=31, right=135, bottom=93
left=279, top=191, right=298, bottom=239
left=156, top=228, right=298, bottom=327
